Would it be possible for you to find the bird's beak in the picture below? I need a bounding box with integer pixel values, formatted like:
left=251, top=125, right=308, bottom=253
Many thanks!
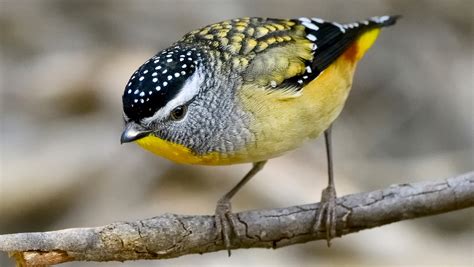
left=120, top=122, right=151, bottom=144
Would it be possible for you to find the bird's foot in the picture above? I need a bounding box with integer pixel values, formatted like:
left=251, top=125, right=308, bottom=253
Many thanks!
left=314, top=185, right=337, bottom=246
left=215, top=197, right=240, bottom=256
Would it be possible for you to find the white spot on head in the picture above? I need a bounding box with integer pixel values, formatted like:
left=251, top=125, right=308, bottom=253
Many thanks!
left=143, top=70, right=149, bottom=74
left=140, top=99, right=144, bottom=103
left=154, top=60, right=159, bottom=64
left=167, top=75, right=172, bottom=80
left=156, top=86, right=161, bottom=91
left=134, top=99, right=138, bottom=103
left=134, top=89, right=139, bottom=94
left=127, top=89, right=132, bottom=94
left=152, top=72, right=157, bottom=76
left=179, top=58, right=184, bottom=62
left=128, top=82, right=132, bottom=86
left=163, top=81, right=168, bottom=86
left=143, top=69, right=204, bottom=125
left=152, top=78, right=158, bottom=83
left=131, top=76, right=136, bottom=80
left=186, top=51, right=192, bottom=56
left=155, top=66, right=162, bottom=70
left=162, top=69, right=168, bottom=74
left=139, top=76, right=144, bottom=81
left=181, top=71, right=186, bottom=75
left=167, top=59, right=173, bottom=63
left=182, top=64, right=187, bottom=68
left=139, top=92, right=145, bottom=97
left=149, top=91, right=153, bottom=95
left=188, top=57, right=192, bottom=61
left=174, top=72, right=180, bottom=77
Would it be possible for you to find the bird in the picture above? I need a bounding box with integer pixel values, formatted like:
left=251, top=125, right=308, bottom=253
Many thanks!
left=120, top=15, right=399, bottom=254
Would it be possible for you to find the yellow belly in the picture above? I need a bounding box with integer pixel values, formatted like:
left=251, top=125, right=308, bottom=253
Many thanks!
left=135, top=29, right=381, bottom=165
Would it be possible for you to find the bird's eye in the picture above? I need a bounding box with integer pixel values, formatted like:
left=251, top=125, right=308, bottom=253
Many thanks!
left=170, top=105, right=187, bottom=121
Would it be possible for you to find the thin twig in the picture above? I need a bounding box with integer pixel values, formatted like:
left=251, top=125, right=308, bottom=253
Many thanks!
left=1, top=172, right=473, bottom=266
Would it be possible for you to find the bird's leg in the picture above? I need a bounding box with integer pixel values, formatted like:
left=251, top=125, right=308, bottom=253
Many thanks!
left=215, top=160, right=267, bottom=256
left=314, top=125, right=337, bottom=246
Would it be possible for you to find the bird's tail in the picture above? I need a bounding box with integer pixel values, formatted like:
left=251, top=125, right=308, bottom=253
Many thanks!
left=346, top=15, right=401, bottom=62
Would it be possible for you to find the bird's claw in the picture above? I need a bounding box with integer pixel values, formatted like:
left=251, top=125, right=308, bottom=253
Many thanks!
left=314, top=185, right=337, bottom=246
left=215, top=198, right=240, bottom=256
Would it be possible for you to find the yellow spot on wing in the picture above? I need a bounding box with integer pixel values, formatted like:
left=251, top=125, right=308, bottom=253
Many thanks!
left=242, top=38, right=257, bottom=54
left=255, top=42, right=268, bottom=52
left=255, top=27, right=269, bottom=38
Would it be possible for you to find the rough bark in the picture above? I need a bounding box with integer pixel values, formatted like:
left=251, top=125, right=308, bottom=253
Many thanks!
left=1, top=172, right=473, bottom=266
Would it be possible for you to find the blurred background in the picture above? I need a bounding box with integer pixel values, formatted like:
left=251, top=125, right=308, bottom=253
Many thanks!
left=0, top=0, right=472, bottom=266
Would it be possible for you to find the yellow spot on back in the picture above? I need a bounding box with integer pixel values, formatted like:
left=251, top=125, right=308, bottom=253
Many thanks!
left=220, top=37, right=229, bottom=46
left=246, top=27, right=255, bottom=36
left=235, top=26, right=246, bottom=32
left=235, top=21, right=248, bottom=27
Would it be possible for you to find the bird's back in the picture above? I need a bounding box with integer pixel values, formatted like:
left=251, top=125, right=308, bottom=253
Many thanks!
left=195, top=16, right=399, bottom=164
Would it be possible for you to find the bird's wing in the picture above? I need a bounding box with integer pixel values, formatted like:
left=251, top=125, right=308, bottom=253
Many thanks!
left=181, top=16, right=399, bottom=92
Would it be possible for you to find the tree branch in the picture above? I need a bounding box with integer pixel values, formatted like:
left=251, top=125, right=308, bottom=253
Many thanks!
left=1, top=172, right=473, bottom=266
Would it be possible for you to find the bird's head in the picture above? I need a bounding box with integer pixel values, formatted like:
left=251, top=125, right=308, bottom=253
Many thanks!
left=120, top=45, right=247, bottom=161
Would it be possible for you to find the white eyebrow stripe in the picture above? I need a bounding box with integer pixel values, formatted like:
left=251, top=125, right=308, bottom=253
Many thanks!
left=142, top=69, right=203, bottom=125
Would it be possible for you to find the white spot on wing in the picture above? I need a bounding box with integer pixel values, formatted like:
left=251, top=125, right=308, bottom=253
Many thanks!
left=298, top=17, right=311, bottom=23
left=371, top=15, right=390, bottom=24
left=311, top=17, right=325, bottom=24
left=302, top=21, right=319, bottom=31
left=332, top=22, right=346, bottom=33
left=306, top=34, right=317, bottom=41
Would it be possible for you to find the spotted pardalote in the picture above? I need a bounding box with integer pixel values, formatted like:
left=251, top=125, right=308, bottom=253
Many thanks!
left=121, top=15, right=399, bottom=252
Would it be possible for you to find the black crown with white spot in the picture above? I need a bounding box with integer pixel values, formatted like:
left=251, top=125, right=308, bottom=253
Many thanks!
left=123, top=46, right=203, bottom=122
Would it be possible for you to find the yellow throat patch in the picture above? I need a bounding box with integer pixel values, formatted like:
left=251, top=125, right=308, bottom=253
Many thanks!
left=135, top=135, right=240, bottom=165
